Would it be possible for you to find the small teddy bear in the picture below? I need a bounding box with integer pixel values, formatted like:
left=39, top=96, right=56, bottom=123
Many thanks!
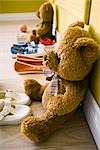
left=30, top=2, right=55, bottom=44
left=21, top=21, right=99, bottom=142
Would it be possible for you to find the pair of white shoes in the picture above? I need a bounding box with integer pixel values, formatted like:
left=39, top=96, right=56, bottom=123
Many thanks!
left=0, top=90, right=31, bottom=125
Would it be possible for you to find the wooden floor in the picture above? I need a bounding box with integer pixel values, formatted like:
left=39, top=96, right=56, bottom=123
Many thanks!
left=0, top=20, right=97, bottom=150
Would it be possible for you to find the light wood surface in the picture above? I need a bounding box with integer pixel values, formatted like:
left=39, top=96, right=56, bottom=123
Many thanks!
left=0, top=20, right=97, bottom=150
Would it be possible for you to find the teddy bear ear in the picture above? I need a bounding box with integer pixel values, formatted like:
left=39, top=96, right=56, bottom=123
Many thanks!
left=45, top=4, right=49, bottom=12
left=68, top=21, right=84, bottom=28
left=73, top=37, right=100, bottom=64
left=45, top=3, right=53, bottom=12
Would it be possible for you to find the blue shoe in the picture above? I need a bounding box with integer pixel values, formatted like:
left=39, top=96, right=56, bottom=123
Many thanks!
left=10, top=42, right=45, bottom=58
left=10, top=43, right=28, bottom=58
left=24, top=43, right=45, bottom=57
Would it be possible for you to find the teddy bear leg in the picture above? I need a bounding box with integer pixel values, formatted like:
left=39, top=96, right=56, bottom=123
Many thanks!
left=29, top=33, right=39, bottom=44
left=21, top=110, right=74, bottom=142
left=24, top=79, right=48, bottom=101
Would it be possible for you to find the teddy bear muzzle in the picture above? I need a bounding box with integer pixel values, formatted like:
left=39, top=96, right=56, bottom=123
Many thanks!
left=44, top=52, right=60, bottom=66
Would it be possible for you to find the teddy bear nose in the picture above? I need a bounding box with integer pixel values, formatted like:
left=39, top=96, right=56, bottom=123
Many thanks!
left=44, top=55, right=47, bottom=61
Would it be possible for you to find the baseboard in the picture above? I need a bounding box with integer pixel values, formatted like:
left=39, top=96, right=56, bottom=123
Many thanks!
left=0, top=13, right=38, bottom=21
left=83, top=89, right=100, bottom=149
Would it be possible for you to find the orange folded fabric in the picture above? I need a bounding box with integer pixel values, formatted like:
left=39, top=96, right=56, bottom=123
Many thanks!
left=14, top=54, right=45, bottom=74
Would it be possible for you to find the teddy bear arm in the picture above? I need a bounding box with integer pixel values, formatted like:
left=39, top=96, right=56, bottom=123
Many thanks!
left=44, top=49, right=60, bottom=71
left=36, top=24, right=51, bottom=37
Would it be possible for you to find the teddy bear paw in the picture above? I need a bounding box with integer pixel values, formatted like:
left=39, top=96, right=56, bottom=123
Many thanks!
left=21, top=116, right=49, bottom=142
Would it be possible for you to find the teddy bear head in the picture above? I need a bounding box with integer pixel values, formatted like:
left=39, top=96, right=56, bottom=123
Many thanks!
left=36, top=2, right=54, bottom=22
left=44, top=22, right=99, bottom=81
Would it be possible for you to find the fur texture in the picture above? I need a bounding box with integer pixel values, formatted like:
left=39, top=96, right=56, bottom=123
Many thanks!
left=21, top=21, right=99, bottom=142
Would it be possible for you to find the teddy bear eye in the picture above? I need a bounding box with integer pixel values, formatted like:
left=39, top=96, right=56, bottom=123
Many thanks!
left=55, top=53, right=60, bottom=64
left=44, top=54, right=47, bottom=61
left=58, top=54, right=63, bottom=62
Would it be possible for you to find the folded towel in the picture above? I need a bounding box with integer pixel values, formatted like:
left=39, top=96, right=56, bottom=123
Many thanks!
left=14, top=54, right=45, bottom=74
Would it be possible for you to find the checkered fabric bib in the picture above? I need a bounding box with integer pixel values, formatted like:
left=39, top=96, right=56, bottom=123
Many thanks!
left=50, top=74, right=61, bottom=96
left=43, top=68, right=61, bottom=96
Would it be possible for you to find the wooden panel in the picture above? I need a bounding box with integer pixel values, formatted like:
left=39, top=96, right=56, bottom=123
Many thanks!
left=88, top=0, right=100, bottom=106
left=88, top=0, right=100, bottom=44
left=54, top=0, right=91, bottom=33
left=89, top=57, right=100, bottom=106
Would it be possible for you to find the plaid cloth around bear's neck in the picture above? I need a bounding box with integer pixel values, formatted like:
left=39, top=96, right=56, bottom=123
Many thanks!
left=43, top=68, right=62, bottom=96
left=50, top=74, right=58, bottom=96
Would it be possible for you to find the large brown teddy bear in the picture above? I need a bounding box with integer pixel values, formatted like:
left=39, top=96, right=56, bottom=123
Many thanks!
left=30, top=2, right=54, bottom=44
left=21, top=21, right=99, bottom=142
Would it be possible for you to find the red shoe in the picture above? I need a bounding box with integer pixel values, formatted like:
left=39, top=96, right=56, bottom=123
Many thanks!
left=40, top=38, right=55, bottom=46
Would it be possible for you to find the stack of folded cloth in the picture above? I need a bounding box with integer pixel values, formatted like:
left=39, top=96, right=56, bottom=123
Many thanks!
left=10, top=42, right=45, bottom=59
left=14, top=54, right=45, bottom=74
